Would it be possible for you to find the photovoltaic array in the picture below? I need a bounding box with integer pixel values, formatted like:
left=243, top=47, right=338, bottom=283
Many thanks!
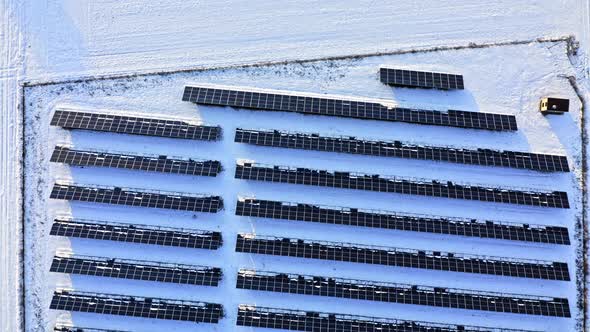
left=50, top=183, right=223, bottom=212
left=236, top=305, right=539, bottom=332
left=380, top=67, right=465, bottom=90
left=183, top=85, right=517, bottom=131
left=51, top=255, right=222, bottom=286
left=235, top=198, right=570, bottom=245
left=50, top=290, right=223, bottom=323
left=51, top=109, right=221, bottom=140
left=235, top=234, right=570, bottom=281
left=235, top=163, right=570, bottom=208
left=50, top=219, right=222, bottom=250
left=235, top=128, right=569, bottom=172
left=51, top=146, right=222, bottom=176
left=237, top=269, right=570, bottom=317
left=48, top=66, right=572, bottom=329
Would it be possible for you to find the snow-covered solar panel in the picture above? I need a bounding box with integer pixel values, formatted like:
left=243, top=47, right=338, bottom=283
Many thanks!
left=183, top=86, right=517, bottom=131
left=235, top=234, right=570, bottom=281
left=51, top=146, right=222, bottom=176
left=235, top=199, right=570, bottom=245
left=237, top=269, right=570, bottom=317
left=380, top=67, right=465, bottom=90
left=235, top=163, right=570, bottom=209
left=51, top=110, right=221, bottom=140
left=50, top=183, right=223, bottom=212
left=50, top=290, right=223, bottom=324
left=54, top=325, right=129, bottom=332
left=237, top=305, right=539, bottom=332
left=235, top=128, right=569, bottom=172
left=51, top=255, right=222, bottom=286
left=50, top=219, right=222, bottom=249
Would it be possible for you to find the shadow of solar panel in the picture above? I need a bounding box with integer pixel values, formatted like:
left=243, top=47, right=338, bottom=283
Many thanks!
left=51, top=255, right=222, bottom=286
left=54, top=325, right=129, bottom=332
left=50, top=290, right=223, bottom=323
left=236, top=199, right=570, bottom=245
left=50, top=219, right=222, bottom=249
left=183, top=86, right=517, bottom=131
left=235, top=128, right=569, bottom=172
left=237, top=305, right=539, bottom=332
left=51, top=146, right=222, bottom=176
left=235, top=234, right=570, bottom=281
left=237, top=269, right=570, bottom=317
left=50, top=109, right=221, bottom=140
left=50, top=183, right=223, bottom=212
left=235, top=163, right=570, bottom=209
left=380, top=67, right=464, bottom=90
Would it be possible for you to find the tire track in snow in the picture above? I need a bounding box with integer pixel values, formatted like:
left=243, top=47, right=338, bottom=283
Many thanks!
left=0, top=0, right=24, bottom=331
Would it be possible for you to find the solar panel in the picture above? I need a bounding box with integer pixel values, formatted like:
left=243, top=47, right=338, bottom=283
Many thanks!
left=235, top=199, right=570, bottom=245
left=235, top=234, right=570, bottom=281
left=380, top=67, right=465, bottom=90
left=50, top=219, right=222, bottom=250
left=50, top=290, right=223, bottom=323
left=51, top=109, right=221, bottom=140
left=50, top=182, right=223, bottom=212
left=51, top=254, right=222, bottom=286
left=51, top=146, right=222, bottom=176
left=237, top=305, right=539, bottom=332
left=183, top=86, right=517, bottom=131
left=235, top=163, right=570, bottom=209
left=235, top=128, right=569, bottom=172
left=237, top=269, right=570, bottom=317
left=54, top=325, right=129, bottom=332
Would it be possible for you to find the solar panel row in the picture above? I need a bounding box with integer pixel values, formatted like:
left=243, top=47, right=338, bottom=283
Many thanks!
left=50, top=219, right=222, bottom=249
left=51, top=110, right=221, bottom=140
left=380, top=67, right=465, bottom=90
left=183, top=86, right=517, bottom=131
left=51, top=255, right=222, bottom=286
left=54, top=325, right=129, bottom=332
left=50, top=183, right=223, bottom=212
left=235, top=163, right=570, bottom=208
left=50, top=290, right=223, bottom=323
left=237, top=305, right=538, bottom=332
left=235, top=234, right=570, bottom=281
left=51, top=146, right=222, bottom=176
left=234, top=128, right=569, bottom=172
left=235, top=199, right=570, bottom=245
left=236, top=269, right=570, bottom=317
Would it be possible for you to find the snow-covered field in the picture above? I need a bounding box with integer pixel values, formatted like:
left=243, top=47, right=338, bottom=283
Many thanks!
left=3, top=1, right=590, bottom=331
left=23, top=42, right=583, bottom=331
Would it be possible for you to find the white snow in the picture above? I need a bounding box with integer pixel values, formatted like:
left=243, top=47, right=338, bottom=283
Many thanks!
left=0, top=0, right=24, bottom=331
left=2, top=1, right=590, bottom=332
left=20, top=1, right=587, bottom=82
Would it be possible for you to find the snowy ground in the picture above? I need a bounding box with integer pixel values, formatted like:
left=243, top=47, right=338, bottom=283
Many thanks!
left=2, top=1, right=590, bottom=332
left=23, top=42, right=583, bottom=331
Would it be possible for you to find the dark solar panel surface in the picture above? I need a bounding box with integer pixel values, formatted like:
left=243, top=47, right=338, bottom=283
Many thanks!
left=50, top=219, right=222, bottom=250
left=51, top=146, right=222, bottom=176
left=235, top=128, right=569, bottom=172
left=50, top=290, right=223, bottom=323
left=51, top=110, right=221, bottom=140
left=236, top=199, right=570, bottom=245
left=51, top=255, right=222, bottom=286
left=235, top=163, right=570, bottom=209
left=380, top=67, right=465, bottom=90
left=235, top=234, right=570, bottom=281
left=236, top=270, right=570, bottom=317
left=183, top=86, right=517, bottom=131
left=50, top=183, right=223, bottom=212
left=237, top=305, right=538, bottom=332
